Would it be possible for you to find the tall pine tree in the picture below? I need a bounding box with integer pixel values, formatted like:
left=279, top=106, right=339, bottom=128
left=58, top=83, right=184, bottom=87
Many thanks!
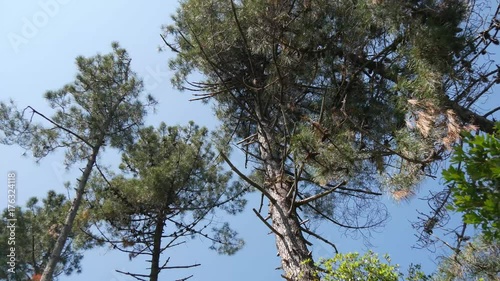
left=0, top=42, right=155, bottom=281
left=164, top=0, right=499, bottom=279
left=86, top=122, right=245, bottom=281
left=0, top=191, right=96, bottom=281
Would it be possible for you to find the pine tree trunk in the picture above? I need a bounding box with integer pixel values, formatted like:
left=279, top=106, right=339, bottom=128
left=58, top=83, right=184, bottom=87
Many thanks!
left=269, top=183, right=318, bottom=280
left=257, top=124, right=318, bottom=281
left=149, top=212, right=165, bottom=281
left=39, top=85, right=128, bottom=281
left=40, top=143, right=101, bottom=281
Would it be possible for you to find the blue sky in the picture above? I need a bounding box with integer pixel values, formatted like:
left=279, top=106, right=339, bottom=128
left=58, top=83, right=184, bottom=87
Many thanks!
left=0, top=1, right=491, bottom=280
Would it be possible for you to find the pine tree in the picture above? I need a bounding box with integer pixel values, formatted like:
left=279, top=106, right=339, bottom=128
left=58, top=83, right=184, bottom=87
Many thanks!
left=433, top=235, right=500, bottom=281
left=86, top=122, right=245, bottom=281
left=0, top=191, right=96, bottom=281
left=0, top=42, right=155, bottom=281
left=164, top=0, right=499, bottom=279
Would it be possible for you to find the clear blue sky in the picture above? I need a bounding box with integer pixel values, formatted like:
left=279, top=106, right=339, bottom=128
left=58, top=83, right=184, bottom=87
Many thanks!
left=0, top=1, right=491, bottom=280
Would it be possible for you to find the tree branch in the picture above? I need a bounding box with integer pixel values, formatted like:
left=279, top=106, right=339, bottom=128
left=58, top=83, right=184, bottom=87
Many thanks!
left=300, top=227, right=338, bottom=254
left=220, top=152, right=275, bottom=203
left=295, top=181, right=347, bottom=206
left=483, top=106, right=500, bottom=118
left=176, top=275, right=194, bottom=281
left=25, top=106, right=94, bottom=148
left=442, top=95, right=495, bottom=134
left=160, top=34, right=180, bottom=53
left=115, top=270, right=149, bottom=281
left=163, top=263, right=201, bottom=270
left=253, top=208, right=283, bottom=239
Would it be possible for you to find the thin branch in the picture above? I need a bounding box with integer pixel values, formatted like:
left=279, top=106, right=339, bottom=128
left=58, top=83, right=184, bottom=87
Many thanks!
left=163, top=263, right=201, bottom=269
left=283, top=170, right=382, bottom=196
left=253, top=208, right=283, bottom=239
left=115, top=270, right=148, bottom=281
left=25, top=106, right=94, bottom=148
left=465, top=79, right=496, bottom=110
left=287, top=163, right=303, bottom=216
left=236, top=133, right=257, bottom=145
left=305, top=202, right=378, bottom=229
left=220, top=152, right=275, bottom=203
left=444, top=85, right=495, bottom=134
left=300, top=227, right=338, bottom=254
left=431, top=233, right=458, bottom=253
left=295, top=181, right=347, bottom=206
left=454, top=223, right=468, bottom=254
left=159, top=256, right=171, bottom=270
left=160, top=34, right=180, bottom=53
left=258, top=193, right=265, bottom=213
left=483, top=106, right=500, bottom=117
left=229, top=0, right=255, bottom=78
left=187, top=24, right=258, bottom=122
left=334, top=185, right=382, bottom=196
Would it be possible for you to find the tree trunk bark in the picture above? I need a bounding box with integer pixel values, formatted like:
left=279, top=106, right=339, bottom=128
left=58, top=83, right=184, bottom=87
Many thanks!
left=40, top=143, right=101, bottom=281
left=149, top=212, right=165, bottom=281
left=257, top=124, right=318, bottom=281
left=269, top=183, right=318, bottom=280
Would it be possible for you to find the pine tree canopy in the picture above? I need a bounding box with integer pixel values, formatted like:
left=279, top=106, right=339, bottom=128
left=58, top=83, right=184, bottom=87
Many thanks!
left=164, top=0, right=500, bottom=279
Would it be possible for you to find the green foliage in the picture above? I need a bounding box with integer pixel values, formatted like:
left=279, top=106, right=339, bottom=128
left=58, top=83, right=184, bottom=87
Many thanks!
left=443, top=123, right=500, bottom=240
left=407, top=264, right=432, bottom=281
left=317, top=251, right=430, bottom=281
left=0, top=42, right=156, bottom=280
left=87, top=122, right=245, bottom=279
left=0, top=42, right=156, bottom=164
left=320, top=251, right=399, bottom=281
left=433, top=235, right=500, bottom=281
left=164, top=0, right=486, bottom=278
left=0, top=191, right=96, bottom=281
left=319, top=251, right=431, bottom=281
left=209, top=222, right=245, bottom=255
left=164, top=0, right=475, bottom=206
left=96, top=121, right=246, bottom=225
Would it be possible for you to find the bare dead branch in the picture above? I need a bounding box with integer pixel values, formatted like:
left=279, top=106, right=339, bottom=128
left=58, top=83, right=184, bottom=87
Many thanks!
left=160, top=33, right=180, bottom=53
left=25, top=106, right=94, bottom=148
left=295, top=181, right=347, bottom=206
left=300, top=227, right=338, bottom=254
left=220, top=152, right=274, bottom=203
left=163, top=263, right=201, bottom=269
left=253, top=208, right=283, bottom=239
left=115, top=270, right=149, bottom=281
left=483, top=105, right=500, bottom=117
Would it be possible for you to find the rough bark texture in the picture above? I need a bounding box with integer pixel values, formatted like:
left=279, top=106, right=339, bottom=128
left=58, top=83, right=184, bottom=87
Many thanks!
left=149, top=212, right=165, bottom=281
left=269, top=184, right=317, bottom=281
left=258, top=123, right=318, bottom=281
left=40, top=143, right=101, bottom=281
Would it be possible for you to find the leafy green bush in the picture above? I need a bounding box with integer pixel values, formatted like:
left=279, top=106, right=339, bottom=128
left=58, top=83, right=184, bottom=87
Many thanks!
left=317, top=251, right=430, bottom=281
left=443, top=123, right=500, bottom=241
